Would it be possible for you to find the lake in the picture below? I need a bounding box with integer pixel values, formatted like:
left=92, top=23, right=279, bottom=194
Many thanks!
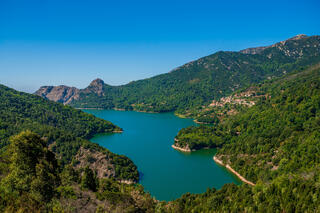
left=84, top=109, right=241, bottom=201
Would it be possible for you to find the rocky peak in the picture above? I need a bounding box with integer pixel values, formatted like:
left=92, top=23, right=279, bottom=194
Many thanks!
left=85, top=78, right=105, bottom=96
left=89, top=78, right=105, bottom=87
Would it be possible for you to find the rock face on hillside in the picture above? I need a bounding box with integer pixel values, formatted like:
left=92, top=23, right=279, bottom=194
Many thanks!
left=83, top=78, right=105, bottom=96
left=35, top=85, right=80, bottom=104
left=74, top=147, right=116, bottom=179
left=35, top=78, right=106, bottom=105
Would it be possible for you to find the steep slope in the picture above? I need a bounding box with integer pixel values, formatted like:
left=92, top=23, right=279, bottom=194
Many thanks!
left=0, top=84, right=138, bottom=182
left=36, top=35, right=320, bottom=114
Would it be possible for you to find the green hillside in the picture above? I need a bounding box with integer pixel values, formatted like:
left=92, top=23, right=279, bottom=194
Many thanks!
left=167, top=65, right=320, bottom=212
left=67, top=35, right=320, bottom=114
left=0, top=84, right=138, bottom=181
left=0, top=131, right=155, bottom=212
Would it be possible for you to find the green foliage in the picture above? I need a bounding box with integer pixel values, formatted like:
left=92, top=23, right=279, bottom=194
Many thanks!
left=175, top=126, right=225, bottom=150
left=0, top=84, right=120, bottom=163
left=81, top=166, right=98, bottom=191
left=168, top=65, right=320, bottom=212
left=96, top=178, right=156, bottom=212
left=0, top=131, right=154, bottom=212
left=111, top=154, right=140, bottom=182
left=169, top=175, right=320, bottom=212
left=0, top=131, right=60, bottom=212
left=0, top=84, right=139, bottom=182
left=56, top=186, right=77, bottom=199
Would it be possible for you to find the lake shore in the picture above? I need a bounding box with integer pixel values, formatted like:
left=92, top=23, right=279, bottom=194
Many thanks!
left=87, top=109, right=241, bottom=200
left=213, top=156, right=255, bottom=186
left=77, top=107, right=105, bottom=110
left=171, top=144, right=192, bottom=152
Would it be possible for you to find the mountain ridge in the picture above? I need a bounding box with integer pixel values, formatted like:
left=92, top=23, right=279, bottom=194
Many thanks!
left=35, top=35, right=320, bottom=114
left=240, top=34, right=308, bottom=54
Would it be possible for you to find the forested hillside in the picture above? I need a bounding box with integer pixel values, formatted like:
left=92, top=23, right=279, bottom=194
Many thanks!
left=37, top=35, right=320, bottom=116
left=0, top=131, right=155, bottom=212
left=167, top=65, right=320, bottom=212
left=0, top=84, right=138, bottom=181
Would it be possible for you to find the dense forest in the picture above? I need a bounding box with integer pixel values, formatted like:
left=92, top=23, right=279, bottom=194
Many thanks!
left=167, top=65, right=320, bottom=212
left=37, top=35, right=320, bottom=118
left=0, top=84, right=138, bottom=181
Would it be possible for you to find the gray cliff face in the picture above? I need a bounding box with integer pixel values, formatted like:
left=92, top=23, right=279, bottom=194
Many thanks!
left=35, top=78, right=105, bottom=104
left=35, top=85, right=80, bottom=104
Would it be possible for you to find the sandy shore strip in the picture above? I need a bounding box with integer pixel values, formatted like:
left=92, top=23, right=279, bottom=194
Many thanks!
left=213, top=156, right=255, bottom=186
left=171, top=144, right=192, bottom=152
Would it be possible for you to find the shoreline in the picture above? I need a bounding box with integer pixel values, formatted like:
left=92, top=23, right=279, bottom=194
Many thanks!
left=171, top=144, right=192, bottom=152
left=77, top=107, right=105, bottom=110
left=80, top=108, right=200, bottom=125
left=213, top=156, right=255, bottom=186
left=80, top=107, right=161, bottom=114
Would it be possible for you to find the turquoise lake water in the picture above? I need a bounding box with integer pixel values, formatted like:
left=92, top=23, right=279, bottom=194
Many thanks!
left=84, top=109, right=241, bottom=201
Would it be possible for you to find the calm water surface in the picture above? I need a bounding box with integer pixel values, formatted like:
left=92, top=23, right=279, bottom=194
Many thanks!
left=84, top=109, right=241, bottom=201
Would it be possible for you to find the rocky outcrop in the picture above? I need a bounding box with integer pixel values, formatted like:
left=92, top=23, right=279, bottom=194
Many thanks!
left=82, top=78, right=105, bottom=96
left=35, top=85, right=79, bottom=104
left=35, top=78, right=106, bottom=104
left=74, top=147, right=116, bottom=179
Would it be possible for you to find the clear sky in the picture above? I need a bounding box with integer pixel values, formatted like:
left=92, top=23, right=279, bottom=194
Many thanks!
left=1, top=0, right=319, bottom=93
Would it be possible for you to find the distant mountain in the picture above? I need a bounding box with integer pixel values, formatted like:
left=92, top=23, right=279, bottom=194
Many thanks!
left=36, top=35, right=320, bottom=114
left=36, top=85, right=80, bottom=104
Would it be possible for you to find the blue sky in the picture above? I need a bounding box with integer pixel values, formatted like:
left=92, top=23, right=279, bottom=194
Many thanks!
left=1, top=0, right=319, bottom=92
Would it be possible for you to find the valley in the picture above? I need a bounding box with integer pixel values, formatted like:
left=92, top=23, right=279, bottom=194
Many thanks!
left=1, top=35, right=320, bottom=212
